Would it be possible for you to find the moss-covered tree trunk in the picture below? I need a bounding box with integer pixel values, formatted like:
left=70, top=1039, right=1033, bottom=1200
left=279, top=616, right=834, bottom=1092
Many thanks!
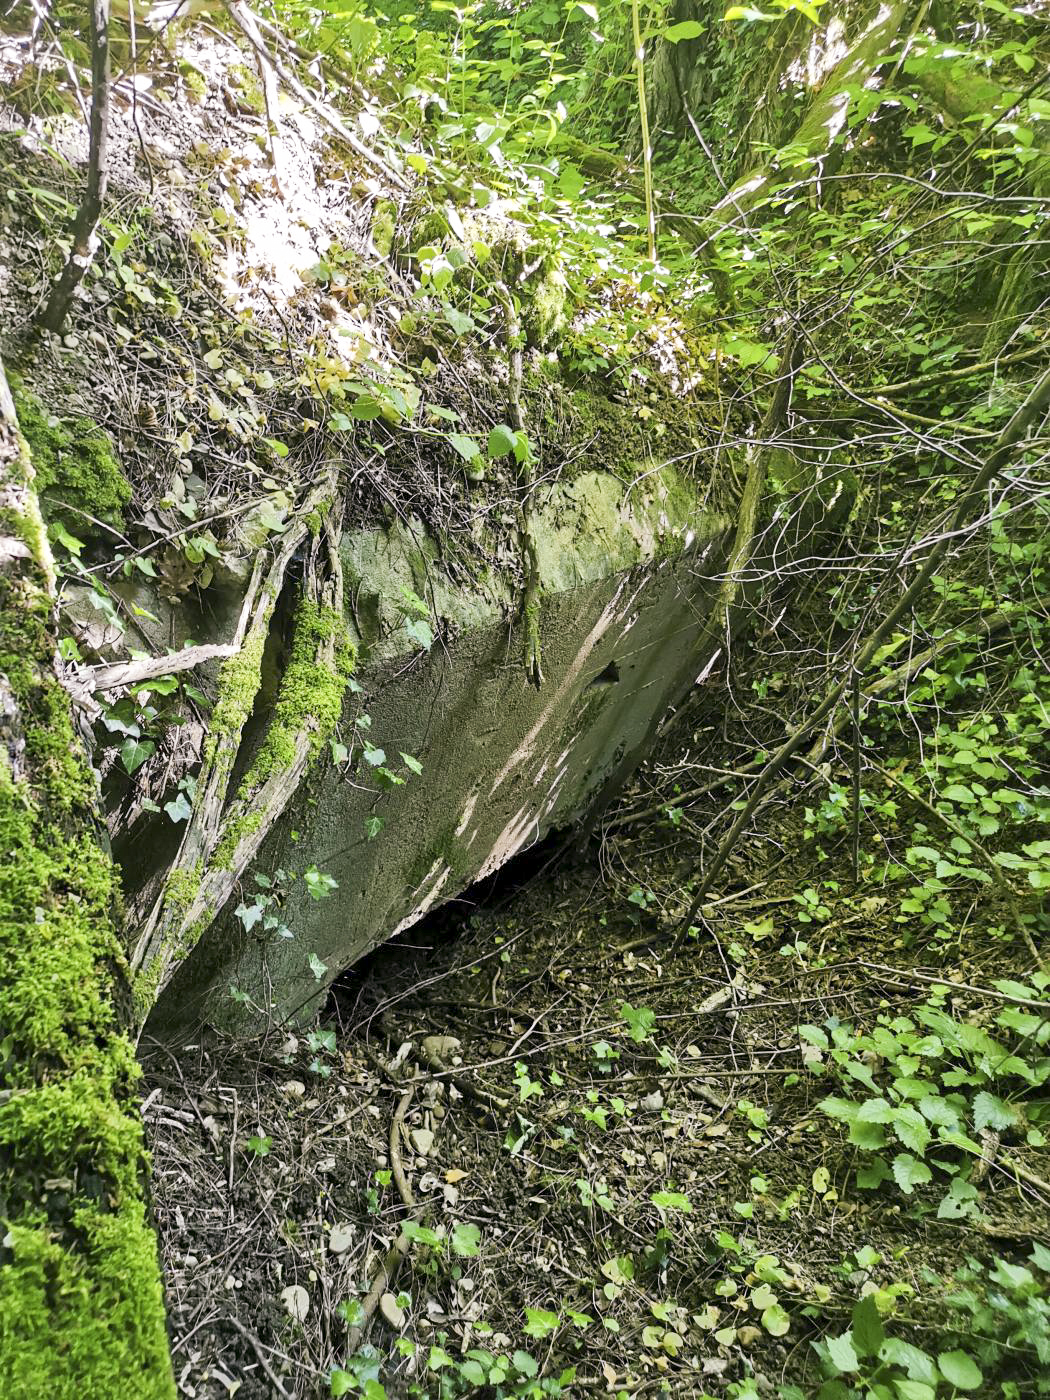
left=0, top=356, right=174, bottom=1399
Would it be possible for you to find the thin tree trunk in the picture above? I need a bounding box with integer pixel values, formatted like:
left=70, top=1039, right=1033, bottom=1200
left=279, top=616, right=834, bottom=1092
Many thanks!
left=38, top=0, right=111, bottom=334
left=0, top=354, right=174, bottom=1397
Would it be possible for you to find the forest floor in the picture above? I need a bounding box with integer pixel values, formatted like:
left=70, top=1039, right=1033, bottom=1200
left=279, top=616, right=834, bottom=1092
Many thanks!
left=144, top=808, right=1050, bottom=1400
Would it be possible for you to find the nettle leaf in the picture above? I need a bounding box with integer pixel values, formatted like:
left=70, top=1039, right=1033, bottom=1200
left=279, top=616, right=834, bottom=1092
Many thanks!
left=825, top=1331, right=860, bottom=1374
left=850, top=1295, right=885, bottom=1358
left=892, top=1153, right=933, bottom=1195
left=973, top=1090, right=1017, bottom=1132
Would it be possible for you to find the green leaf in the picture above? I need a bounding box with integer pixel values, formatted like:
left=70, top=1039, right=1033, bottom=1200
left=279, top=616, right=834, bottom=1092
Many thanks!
left=400, top=752, right=423, bottom=775
left=937, top=1351, right=983, bottom=1390
left=448, top=432, right=481, bottom=461
left=450, top=1222, right=481, bottom=1257
left=650, top=1190, right=692, bottom=1212
left=330, top=1370, right=354, bottom=1397
left=825, top=1331, right=860, bottom=1374
left=973, top=1091, right=1017, bottom=1131
left=363, top=745, right=386, bottom=766
left=761, top=1303, right=790, bottom=1336
left=402, top=1221, right=442, bottom=1248
left=308, top=952, right=327, bottom=981
left=121, top=737, right=155, bottom=774
left=850, top=1295, right=885, bottom=1358
left=486, top=423, right=517, bottom=457
left=512, top=1349, right=539, bottom=1377
left=664, top=19, right=704, bottom=40
left=892, top=1153, right=932, bottom=1195
left=405, top=617, right=434, bottom=649
left=524, top=1306, right=560, bottom=1338
left=164, top=791, right=193, bottom=823
left=723, top=4, right=777, bottom=19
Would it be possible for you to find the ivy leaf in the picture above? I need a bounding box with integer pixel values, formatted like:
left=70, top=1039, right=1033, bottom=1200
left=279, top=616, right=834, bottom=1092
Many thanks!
left=892, top=1153, right=933, bottom=1195
left=363, top=745, right=386, bottom=766
left=973, top=1090, right=1016, bottom=1131
left=308, top=952, right=327, bottom=981
left=121, top=737, right=155, bottom=774
left=405, top=617, right=434, bottom=649
left=164, top=790, right=193, bottom=822
left=400, top=752, right=423, bottom=775
left=937, top=1351, right=983, bottom=1390
left=524, top=1307, right=560, bottom=1338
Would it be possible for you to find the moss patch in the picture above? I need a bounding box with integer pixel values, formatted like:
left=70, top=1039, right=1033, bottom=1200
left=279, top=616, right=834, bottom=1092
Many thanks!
left=11, top=378, right=130, bottom=535
left=0, top=397, right=174, bottom=1397
left=236, top=598, right=356, bottom=792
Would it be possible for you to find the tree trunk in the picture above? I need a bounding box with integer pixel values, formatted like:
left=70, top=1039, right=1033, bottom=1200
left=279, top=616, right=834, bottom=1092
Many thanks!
left=0, top=356, right=174, bottom=1399
left=38, top=0, right=111, bottom=334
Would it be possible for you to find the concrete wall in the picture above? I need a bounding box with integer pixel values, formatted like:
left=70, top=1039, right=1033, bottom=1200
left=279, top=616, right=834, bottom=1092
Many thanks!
left=149, top=466, right=729, bottom=1034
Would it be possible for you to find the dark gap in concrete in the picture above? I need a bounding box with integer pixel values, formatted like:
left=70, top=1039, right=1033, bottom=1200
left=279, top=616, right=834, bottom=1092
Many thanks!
left=588, top=659, right=620, bottom=687
left=329, top=826, right=571, bottom=1010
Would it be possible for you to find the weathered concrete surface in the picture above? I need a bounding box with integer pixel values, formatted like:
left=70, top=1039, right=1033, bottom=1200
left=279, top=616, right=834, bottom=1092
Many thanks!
left=149, top=465, right=729, bottom=1034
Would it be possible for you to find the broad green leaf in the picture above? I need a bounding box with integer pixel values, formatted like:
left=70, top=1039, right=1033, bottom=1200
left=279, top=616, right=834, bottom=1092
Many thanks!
left=937, top=1351, right=982, bottom=1390
left=448, top=432, right=481, bottom=461
left=973, top=1090, right=1016, bottom=1131
left=825, top=1331, right=860, bottom=1373
left=892, top=1153, right=932, bottom=1195
left=487, top=423, right=517, bottom=457
left=850, top=1295, right=885, bottom=1358
left=664, top=19, right=704, bottom=40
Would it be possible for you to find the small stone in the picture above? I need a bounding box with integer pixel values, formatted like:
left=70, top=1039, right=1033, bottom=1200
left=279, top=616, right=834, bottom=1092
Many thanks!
left=379, top=1292, right=405, bottom=1329
left=422, top=1035, right=461, bottom=1064
left=410, top=1128, right=435, bottom=1156
left=280, top=1284, right=310, bottom=1322
left=329, top=1223, right=354, bottom=1254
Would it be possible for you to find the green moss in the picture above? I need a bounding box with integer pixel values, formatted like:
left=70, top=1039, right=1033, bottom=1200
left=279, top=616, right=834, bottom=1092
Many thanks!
left=212, top=810, right=263, bottom=870
left=161, top=864, right=202, bottom=920
left=372, top=200, right=397, bottom=258
left=203, top=633, right=267, bottom=773
left=228, top=63, right=265, bottom=115
left=0, top=404, right=173, bottom=1396
left=236, top=599, right=356, bottom=793
left=524, top=255, right=568, bottom=350
left=11, top=379, right=130, bottom=535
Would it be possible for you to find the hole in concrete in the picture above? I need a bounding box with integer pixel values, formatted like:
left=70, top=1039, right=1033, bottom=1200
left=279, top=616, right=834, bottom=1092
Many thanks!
left=330, top=827, right=569, bottom=1015
left=588, top=659, right=620, bottom=687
